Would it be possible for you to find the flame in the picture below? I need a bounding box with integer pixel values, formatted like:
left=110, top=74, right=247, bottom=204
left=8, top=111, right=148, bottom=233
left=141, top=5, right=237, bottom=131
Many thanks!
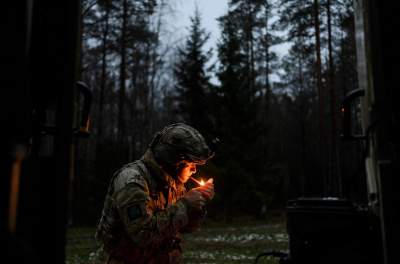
left=190, top=177, right=205, bottom=186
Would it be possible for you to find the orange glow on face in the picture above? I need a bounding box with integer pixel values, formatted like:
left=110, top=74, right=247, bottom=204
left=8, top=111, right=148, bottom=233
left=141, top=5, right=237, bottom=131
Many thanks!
left=178, top=162, right=197, bottom=183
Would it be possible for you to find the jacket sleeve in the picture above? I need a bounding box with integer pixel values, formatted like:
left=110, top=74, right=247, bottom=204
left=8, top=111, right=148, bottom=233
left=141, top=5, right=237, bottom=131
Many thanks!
left=114, top=182, right=189, bottom=248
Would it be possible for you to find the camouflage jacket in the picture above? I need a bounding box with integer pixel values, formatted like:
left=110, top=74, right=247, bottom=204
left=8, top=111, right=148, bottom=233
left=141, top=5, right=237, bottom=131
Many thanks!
left=95, top=149, right=200, bottom=264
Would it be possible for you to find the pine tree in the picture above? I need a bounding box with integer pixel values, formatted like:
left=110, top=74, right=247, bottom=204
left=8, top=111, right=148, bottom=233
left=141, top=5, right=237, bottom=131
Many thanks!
left=216, top=6, right=272, bottom=219
left=173, top=8, right=212, bottom=132
left=275, top=0, right=328, bottom=195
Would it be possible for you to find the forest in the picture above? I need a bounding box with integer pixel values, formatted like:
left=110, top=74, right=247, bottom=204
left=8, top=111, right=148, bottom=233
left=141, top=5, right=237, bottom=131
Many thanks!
left=70, top=0, right=364, bottom=226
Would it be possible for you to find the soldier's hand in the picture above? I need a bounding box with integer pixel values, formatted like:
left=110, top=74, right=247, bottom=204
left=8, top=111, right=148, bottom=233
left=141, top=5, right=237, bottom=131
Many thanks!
left=184, top=189, right=206, bottom=210
left=197, top=178, right=214, bottom=201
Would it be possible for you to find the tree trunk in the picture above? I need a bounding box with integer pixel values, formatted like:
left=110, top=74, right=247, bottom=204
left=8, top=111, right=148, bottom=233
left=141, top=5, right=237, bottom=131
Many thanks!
left=326, top=0, right=341, bottom=196
left=118, top=0, right=127, bottom=145
left=249, top=3, right=256, bottom=101
left=264, top=1, right=271, bottom=113
left=98, top=2, right=110, bottom=141
left=313, top=0, right=326, bottom=194
left=297, top=46, right=306, bottom=196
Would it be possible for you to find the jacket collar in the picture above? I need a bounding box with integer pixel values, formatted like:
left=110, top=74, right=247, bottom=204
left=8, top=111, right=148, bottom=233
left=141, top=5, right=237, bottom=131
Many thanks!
left=141, top=149, right=175, bottom=191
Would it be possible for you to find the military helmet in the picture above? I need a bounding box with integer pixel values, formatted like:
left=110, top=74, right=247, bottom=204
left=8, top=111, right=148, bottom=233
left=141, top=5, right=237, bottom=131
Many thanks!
left=149, top=123, right=214, bottom=166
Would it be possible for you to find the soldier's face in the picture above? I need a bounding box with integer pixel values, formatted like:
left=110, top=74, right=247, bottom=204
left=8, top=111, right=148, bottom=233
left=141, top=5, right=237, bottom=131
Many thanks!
left=177, top=162, right=197, bottom=183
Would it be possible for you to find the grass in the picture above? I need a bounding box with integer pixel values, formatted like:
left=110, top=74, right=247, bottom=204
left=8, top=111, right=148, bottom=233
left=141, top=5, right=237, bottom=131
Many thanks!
left=66, top=227, right=100, bottom=264
left=66, top=217, right=288, bottom=264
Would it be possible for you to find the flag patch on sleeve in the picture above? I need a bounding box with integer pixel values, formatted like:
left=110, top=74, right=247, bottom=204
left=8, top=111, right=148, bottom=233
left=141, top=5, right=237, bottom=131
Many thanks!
left=127, top=205, right=143, bottom=221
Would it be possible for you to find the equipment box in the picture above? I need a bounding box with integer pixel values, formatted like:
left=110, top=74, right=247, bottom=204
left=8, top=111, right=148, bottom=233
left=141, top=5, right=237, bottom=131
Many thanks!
left=286, top=198, right=381, bottom=264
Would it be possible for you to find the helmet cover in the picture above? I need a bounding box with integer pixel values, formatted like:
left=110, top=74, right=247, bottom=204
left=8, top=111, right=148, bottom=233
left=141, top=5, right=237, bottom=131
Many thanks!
left=150, top=123, right=214, bottom=166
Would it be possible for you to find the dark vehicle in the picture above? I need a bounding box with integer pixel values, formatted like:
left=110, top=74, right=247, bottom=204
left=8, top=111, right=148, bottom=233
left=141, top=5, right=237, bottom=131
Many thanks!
left=257, top=1, right=399, bottom=263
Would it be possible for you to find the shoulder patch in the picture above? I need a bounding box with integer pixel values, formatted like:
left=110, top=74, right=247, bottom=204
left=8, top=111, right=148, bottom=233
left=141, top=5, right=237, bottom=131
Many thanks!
left=127, top=205, right=143, bottom=221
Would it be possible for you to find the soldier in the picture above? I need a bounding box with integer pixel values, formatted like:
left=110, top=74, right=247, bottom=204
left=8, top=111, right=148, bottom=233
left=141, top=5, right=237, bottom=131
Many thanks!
left=94, top=123, right=215, bottom=264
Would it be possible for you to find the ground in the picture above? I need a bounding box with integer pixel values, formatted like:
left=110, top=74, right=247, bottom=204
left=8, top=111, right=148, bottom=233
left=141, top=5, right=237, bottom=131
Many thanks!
left=66, top=217, right=288, bottom=264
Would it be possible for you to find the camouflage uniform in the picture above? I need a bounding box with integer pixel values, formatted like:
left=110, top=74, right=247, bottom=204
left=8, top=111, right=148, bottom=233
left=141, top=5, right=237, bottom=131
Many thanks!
left=95, top=123, right=213, bottom=264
